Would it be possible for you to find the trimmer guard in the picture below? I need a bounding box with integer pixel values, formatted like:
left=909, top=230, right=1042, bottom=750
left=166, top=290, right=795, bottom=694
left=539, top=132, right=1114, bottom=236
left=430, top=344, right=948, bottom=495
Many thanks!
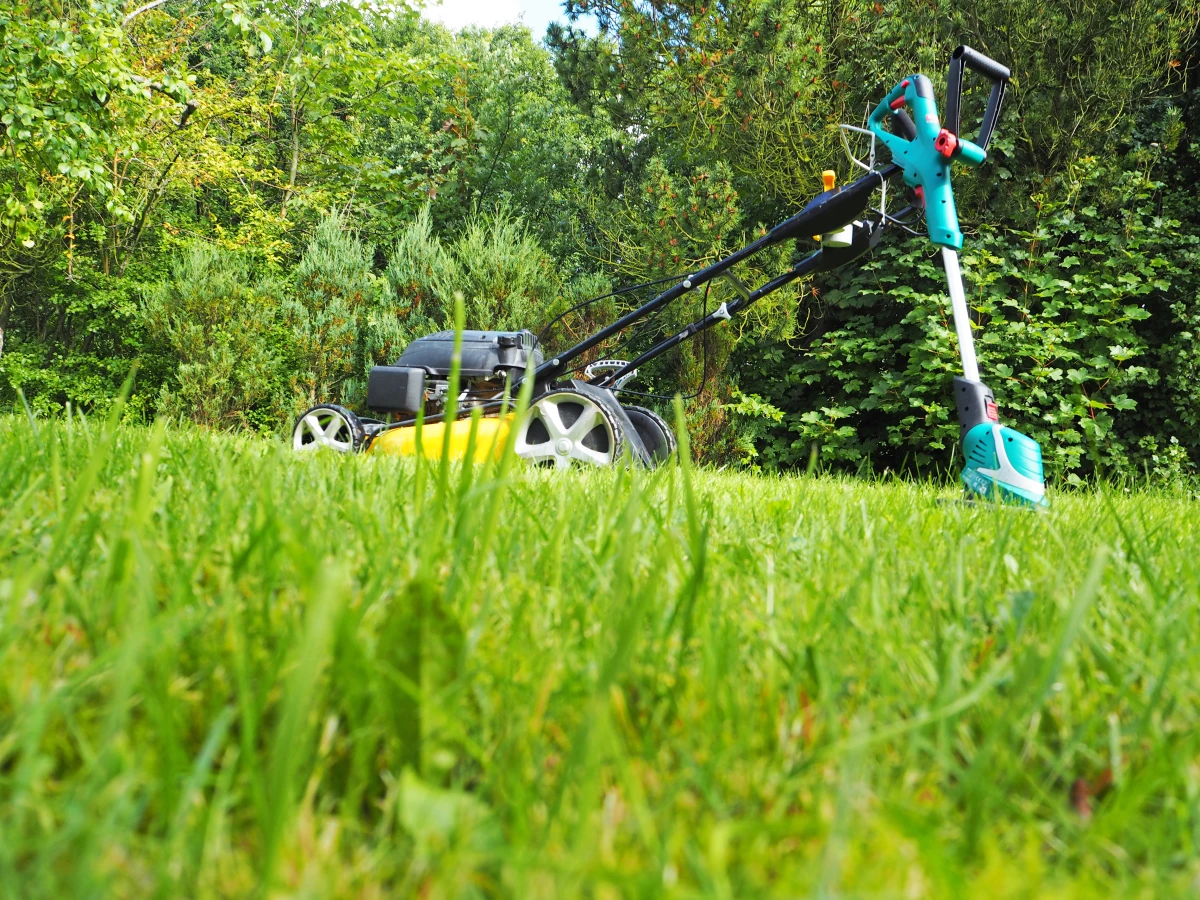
left=961, top=423, right=1049, bottom=508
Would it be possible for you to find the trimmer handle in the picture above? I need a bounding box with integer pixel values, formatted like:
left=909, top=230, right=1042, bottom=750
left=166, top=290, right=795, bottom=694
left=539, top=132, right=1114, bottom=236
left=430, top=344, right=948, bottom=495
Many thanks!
left=868, top=74, right=984, bottom=249
left=945, top=45, right=1010, bottom=151
left=866, top=46, right=1010, bottom=250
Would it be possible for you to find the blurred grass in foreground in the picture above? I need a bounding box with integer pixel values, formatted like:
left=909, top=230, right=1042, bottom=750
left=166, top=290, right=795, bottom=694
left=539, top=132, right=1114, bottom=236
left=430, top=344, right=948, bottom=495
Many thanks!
left=1, top=411, right=1199, bottom=897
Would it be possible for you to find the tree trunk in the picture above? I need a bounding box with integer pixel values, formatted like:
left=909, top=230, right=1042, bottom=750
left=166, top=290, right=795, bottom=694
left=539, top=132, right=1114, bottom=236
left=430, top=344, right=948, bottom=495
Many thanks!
left=119, top=149, right=183, bottom=277
left=281, top=102, right=302, bottom=220
left=0, top=279, right=15, bottom=333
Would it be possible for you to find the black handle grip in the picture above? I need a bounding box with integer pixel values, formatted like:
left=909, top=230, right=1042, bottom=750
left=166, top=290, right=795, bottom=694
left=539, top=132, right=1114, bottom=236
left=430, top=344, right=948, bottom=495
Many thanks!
left=891, top=108, right=917, bottom=141
left=945, top=44, right=1010, bottom=151
left=952, top=45, right=1010, bottom=83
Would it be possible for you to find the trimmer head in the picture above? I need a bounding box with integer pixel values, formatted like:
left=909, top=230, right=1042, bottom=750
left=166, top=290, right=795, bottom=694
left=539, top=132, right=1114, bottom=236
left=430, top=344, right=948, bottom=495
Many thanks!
left=961, top=423, right=1049, bottom=508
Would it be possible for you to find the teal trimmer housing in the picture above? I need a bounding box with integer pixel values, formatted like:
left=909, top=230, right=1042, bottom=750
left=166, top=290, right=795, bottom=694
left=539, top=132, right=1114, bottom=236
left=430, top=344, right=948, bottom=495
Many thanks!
left=869, top=46, right=1050, bottom=508
left=962, top=425, right=1048, bottom=506
left=867, top=74, right=986, bottom=250
left=954, top=376, right=1049, bottom=508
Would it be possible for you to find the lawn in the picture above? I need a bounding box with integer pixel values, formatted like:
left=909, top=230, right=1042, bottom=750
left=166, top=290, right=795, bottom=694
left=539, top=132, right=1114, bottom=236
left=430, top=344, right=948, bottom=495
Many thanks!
left=1, top=410, right=1198, bottom=897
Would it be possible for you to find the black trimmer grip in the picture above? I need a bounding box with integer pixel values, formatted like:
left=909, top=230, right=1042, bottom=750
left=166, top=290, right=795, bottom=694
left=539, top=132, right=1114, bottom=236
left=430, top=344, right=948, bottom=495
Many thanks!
left=769, top=167, right=884, bottom=242
left=944, top=44, right=1010, bottom=152
left=890, top=108, right=917, bottom=141
left=953, top=46, right=1011, bottom=83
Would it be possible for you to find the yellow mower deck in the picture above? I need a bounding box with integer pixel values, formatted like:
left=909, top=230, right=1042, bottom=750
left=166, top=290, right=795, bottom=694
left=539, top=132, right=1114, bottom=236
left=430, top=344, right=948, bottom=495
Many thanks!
left=367, top=415, right=515, bottom=462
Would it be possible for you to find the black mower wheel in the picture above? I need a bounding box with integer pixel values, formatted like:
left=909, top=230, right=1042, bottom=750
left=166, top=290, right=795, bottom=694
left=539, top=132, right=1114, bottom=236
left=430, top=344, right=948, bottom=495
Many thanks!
left=622, top=405, right=676, bottom=466
left=292, top=404, right=366, bottom=454
left=515, top=388, right=627, bottom=469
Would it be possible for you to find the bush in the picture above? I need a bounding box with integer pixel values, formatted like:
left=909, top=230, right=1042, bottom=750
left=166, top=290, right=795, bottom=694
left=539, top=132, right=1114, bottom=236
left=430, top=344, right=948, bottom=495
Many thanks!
left=382, top=205, right=563, bottom=339
left=450, top=206, right=562, bottom=331
left=283, top=213, right=380, bottom=409
left=374, top=205, right=455, bottom=365
left=143, top=244, right=288, bottom=431
left=737, top=156, right=1200, bottom=482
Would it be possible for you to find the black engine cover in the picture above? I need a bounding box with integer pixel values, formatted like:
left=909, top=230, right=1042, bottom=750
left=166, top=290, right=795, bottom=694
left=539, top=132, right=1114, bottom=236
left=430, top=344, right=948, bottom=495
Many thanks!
left=394, top=330, right=543, bottom=378
left=366, top=365, right=426, bottom=413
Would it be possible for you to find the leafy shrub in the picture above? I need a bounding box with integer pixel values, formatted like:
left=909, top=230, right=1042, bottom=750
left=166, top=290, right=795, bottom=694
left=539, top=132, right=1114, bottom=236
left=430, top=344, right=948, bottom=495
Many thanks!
left=737, top=157, right=1200, bottom=482
left=143, top=244, right=287, bottom=430
left=284, top=213, right=380, bottom=409
left=0, top=240, right=179, bottom=419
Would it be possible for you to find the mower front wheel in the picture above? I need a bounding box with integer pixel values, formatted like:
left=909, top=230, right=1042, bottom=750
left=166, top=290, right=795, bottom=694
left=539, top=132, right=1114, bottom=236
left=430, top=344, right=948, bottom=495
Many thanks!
left=292, top=404, right=366, bottom=454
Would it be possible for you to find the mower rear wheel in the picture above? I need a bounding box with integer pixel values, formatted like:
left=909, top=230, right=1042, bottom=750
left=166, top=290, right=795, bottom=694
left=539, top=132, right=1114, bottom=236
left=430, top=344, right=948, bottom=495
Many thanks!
left=292, top=404, right=365, bottom=454
left=622, top=405, right=676, bottom=466
left=515, top=389, right=625, bottom=469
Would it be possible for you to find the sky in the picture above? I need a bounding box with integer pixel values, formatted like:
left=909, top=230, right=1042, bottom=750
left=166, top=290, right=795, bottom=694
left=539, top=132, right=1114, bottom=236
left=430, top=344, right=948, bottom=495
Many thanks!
left=419, top=0, right=593, bottom=38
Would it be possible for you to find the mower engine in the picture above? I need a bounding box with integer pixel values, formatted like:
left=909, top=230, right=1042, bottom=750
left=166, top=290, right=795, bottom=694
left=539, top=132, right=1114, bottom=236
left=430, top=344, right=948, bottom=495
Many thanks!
left=366, top=329, right=543, bottom=417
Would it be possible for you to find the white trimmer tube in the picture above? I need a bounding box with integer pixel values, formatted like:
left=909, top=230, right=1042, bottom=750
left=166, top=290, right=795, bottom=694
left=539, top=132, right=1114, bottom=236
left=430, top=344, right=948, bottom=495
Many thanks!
left=941, top=247, right=980, bottom=383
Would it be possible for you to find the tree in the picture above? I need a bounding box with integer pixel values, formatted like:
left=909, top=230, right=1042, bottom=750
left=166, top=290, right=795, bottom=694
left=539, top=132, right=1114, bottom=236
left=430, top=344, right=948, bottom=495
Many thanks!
left=0, top=0, right=193, bottom=315
left=0, top=0, right=438, bottom=415
left=284, top=212, right=378, bottom=408
left=144, top=243, right=287, bottom=429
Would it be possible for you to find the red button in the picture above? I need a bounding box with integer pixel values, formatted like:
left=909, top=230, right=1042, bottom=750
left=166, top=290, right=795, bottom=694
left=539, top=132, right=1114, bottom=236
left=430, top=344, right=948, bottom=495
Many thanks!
left=934, top=128, right=958, bottom=158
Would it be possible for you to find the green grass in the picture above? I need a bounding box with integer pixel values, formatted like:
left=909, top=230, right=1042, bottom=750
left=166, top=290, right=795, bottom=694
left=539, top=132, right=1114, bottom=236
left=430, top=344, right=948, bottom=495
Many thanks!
left=1, top=410, right=1199, bottom=897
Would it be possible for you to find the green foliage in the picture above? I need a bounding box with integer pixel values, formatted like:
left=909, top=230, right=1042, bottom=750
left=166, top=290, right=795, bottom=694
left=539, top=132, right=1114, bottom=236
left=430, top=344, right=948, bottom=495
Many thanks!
left=450, top=206, right=561, bottom=331
left=555, top=0, right=848, bottom=220
left=376, top=205, right=454, bottom=351
left=1, top=0, right=1198, bottom=473
left=0, top=254, right=156, bottom=417
left=739, top=155, right=1200, bottom=481
left=383, top=205, right=563, bottom=335
left=4, top=417, right=1200, bottom=892
left=600, top=157, right=744, bottom=276
left=253, top=0, right=426, bottom=224
left=144, top=244, right=287, bottom=430
left=0, top=0, right=438, bottom=419
left=283, top=214, right=379, bottom=408
left=555, top=0, right=1199, bottom=220
left=0, top=0, right=192, bottom=259
left=400, top=24, right=616, bottom=259
left=721, top=388, right=786, bottom=470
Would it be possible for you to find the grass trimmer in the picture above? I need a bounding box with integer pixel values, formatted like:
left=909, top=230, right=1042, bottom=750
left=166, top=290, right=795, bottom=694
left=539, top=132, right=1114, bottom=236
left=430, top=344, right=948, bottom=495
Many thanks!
left=867, top=47, right=1049, bottom=508
left=291, top=44, right=1047, bottom=508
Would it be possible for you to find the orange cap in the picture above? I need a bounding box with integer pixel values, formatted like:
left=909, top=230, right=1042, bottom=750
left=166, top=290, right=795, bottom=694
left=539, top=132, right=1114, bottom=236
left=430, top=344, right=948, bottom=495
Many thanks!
left=822, top=170, right=836, bottom=191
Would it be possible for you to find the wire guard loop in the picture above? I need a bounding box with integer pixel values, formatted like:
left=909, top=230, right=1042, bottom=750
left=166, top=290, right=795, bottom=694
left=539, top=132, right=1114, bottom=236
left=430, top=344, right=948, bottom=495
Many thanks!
left=838, top=124, right=877, bottom=173
left=837, top=123, right=900, bottom=228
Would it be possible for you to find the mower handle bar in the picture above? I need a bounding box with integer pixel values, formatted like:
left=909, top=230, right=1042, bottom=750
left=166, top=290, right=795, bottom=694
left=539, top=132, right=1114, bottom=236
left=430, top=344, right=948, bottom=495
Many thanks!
left=527, top=163, right=900, bottom=386
left=944, top=45, right=1010, bottom=151
left=595, top=249, right=825, bottom=388
left=596, top=200, right=909, bottom=389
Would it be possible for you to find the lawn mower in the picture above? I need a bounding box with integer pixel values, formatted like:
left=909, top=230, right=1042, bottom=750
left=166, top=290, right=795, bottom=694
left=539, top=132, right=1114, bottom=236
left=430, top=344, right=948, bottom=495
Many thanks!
left=292, top=45, right=1049, bottom=508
